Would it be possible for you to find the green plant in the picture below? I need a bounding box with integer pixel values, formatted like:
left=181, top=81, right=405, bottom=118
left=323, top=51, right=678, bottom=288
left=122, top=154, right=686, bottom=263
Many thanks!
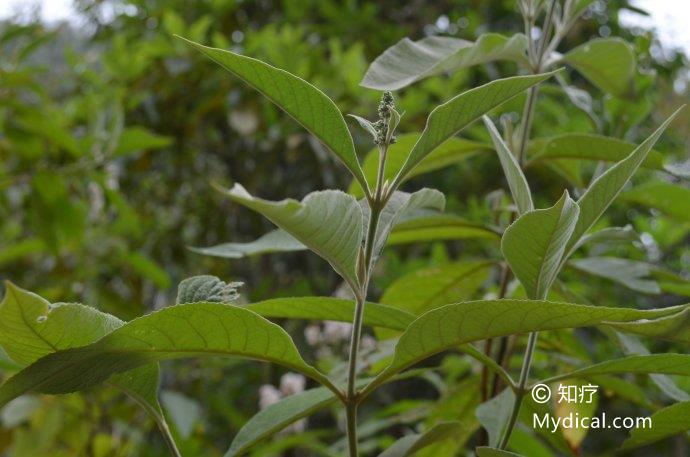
left=1, top=1, right=689, bottom=456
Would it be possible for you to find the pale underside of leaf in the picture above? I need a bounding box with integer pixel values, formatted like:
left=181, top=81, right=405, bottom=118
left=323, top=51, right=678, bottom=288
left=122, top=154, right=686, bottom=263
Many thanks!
left=483, top=115, right=533, bottom=215
left=361, top=33, right=528, bottom=90
left=501, top=190, right=579, bottom=300
left=219, top=184, right=363, bottom=288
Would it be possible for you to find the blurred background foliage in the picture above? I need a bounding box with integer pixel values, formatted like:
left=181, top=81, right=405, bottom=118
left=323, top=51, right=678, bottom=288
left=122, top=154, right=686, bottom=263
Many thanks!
left=0, top=0, right=689, bottom=455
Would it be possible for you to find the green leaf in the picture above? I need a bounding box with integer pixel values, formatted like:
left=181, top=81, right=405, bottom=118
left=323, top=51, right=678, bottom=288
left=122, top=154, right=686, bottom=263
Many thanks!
left=482, top=116, right=533, bottom=215
left=501, top=191, right=580, bottom=300
left=381, top=261, right=494, bottom=316
left=377, top=422, right=461, bottom=457
left=245, top=296, right=414, bottom=332
left=621, top=401, right=690, bottom=450
left=360, top=300, right=688, bottom=397
left=366, top=189, right=445, bottom=260
left=572, top=225, right=640, bottom=251
left=609, top=307, right=690, bottom=344
left=190, top=229, right=306, bottom=259
left=0, top=302, right=335, bottom=408
left=565, top=107, right=683, bottom=255
left=621, top=182, right=690, bottom=222
left=476, top=388, right=515, bottom=447
left=540, top=354, right=690, bottom=384
left=562, top=38, right=636, bottom=96
left=476, top=447, right=523, bottom=457
left=176, top=275, right=242, bottom=304
left=160, top=390, right=202, bottom=438
left=614, top=332, right=689, bottom=402
left=387, top=214, right=500, bottom=244
left=114, top=126, right=172, bottom=157
left=361, top=33, right=528, bottom=90
left=178, top=37, right=367, bottom=190
left=394, top=71, right=560, bottom=184
left=527, top=134, right=664, bottom=170
left=568, top=257, right=660, bottom=294
left=0, top=283, right=166, bottom=424
left=219, top=184, right=363, bottom=288
left=349, top=134, right=492, bottom=198
left=225, top=387, right=337, bottom=457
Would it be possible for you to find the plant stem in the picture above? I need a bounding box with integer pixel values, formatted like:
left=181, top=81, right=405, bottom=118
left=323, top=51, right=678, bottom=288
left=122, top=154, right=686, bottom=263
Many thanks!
left=498, top=331, right=539, bottom=449
left=493, top=1, right=559, bottom=449
left=344, top=134, right=391, bottom=456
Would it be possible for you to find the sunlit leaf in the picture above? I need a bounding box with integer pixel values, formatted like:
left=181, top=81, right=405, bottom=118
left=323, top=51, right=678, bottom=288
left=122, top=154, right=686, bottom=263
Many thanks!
left=381, top=261, right=494, bottom=315
left=395, top=71, right=560, bottom=184
left=0, top=302, right=335, bottom=408
left=562, top=38, right=636, bottom=96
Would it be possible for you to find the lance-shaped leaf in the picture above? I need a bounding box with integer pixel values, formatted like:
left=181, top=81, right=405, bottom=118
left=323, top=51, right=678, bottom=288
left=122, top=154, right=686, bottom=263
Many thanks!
left=476, top=448, right=523, bottom=457
left=568, top=257, right=660, bottom=294
left=190, top=229, right=306, bottom=259
left=565, top=107, right=683, bottom=256
left=0, top=283, right=167, bottom=429
left=225, top=387, right=337, bottom=457
left=540, top=354, right=690, bottom=384
left=571, top=225, right=640, bottom=251
left=483, top=116, right=533, bottom=215
left=614, top=332, right=689, bottom=402
left=219, top=184, right=363, bottom=287
left=621, top=401, right=690, bottom=450
left=381, top=261, right=495, bottom=316
left=0, top=302, right=335, bottom=408
left=349, top=134, right=492, bottom=198
left=609, top=307, right=690, bottom=344
left=387, top=214, right=500, bottom=244
left=360, top=300, right=689, bottom=397
left=561, top=38, right=636, bottom=96
left=178, top=37, right=367, bottom=190
left=621, top=182, right=690, bottom=222
left=501, top=191, right=579, bottom=300
left=527, top=134, right=664, bottom=170
left=245, top=296, right=414, bottom=332
left=377, top=422, right=461, bottom=457
left=476, top=388, right=515, bottom=447
left=394, top=71, right=559, bottom=185
left=361, top=33, right=528, bottom=90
